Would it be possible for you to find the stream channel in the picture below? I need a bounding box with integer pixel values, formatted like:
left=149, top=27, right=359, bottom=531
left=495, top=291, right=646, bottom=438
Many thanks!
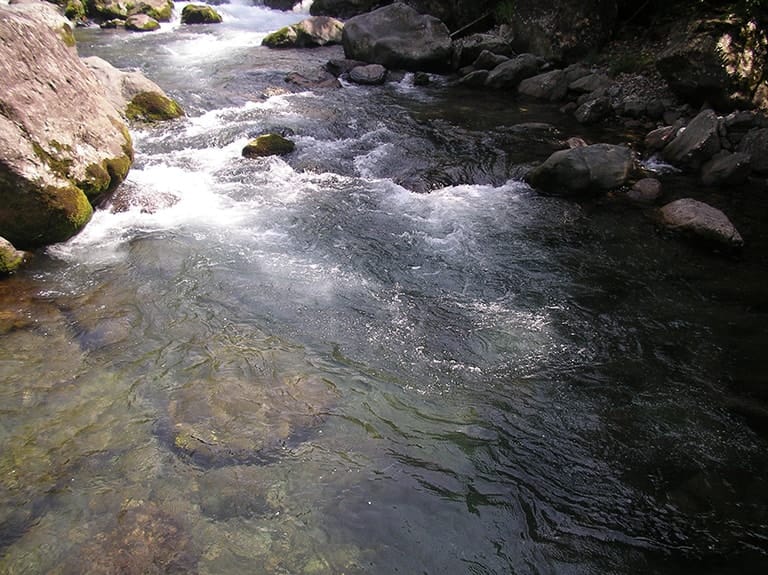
left=1, top=2, right=768, bottom=573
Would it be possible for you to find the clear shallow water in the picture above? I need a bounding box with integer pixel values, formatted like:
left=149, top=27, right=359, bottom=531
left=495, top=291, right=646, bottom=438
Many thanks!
left=1, top=3, right=768, bottom=573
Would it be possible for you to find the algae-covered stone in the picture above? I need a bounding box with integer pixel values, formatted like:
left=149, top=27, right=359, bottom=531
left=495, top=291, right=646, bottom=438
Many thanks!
left=130, top=0, right=174, bottom=22
left=126, top=91, right=184, bottom=122
left=0, top=237, right=26, bottom=275
left=181, top=4, right=223, bottom=24
left=242, top=133, right=296, bottom=158
left=262, top=16, right=343, bottom=48
left=125, top=13, right=160, bottom=32
left=0, top=6, right=133, bottom=248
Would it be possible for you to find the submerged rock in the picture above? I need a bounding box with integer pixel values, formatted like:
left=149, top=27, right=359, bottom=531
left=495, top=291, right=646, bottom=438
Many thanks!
left=0, top=5, right=133, bottom=248
left=242, top=133, right=296, bottom=157
left=181, top=4, right=223, bottom=24
left=59, top=500, right=199, bottom=574
left=162, top=373, right=337, bottom=467
left=526, top=143, right=636, bottom=196
left=660, top=198, right=743, bottom=249
left=342, top=3, right=452, bottom=71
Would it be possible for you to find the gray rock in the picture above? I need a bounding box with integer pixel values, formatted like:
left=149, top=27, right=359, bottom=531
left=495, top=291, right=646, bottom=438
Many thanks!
left=458, top=69, right=490, bottom=87
left=701, top=151, right=751, bottom=186
left=82, top=56, right=184, bottom=121
left=484, top=53, right=543, bottom=89
left=342, top=3, right=451, bottom=71
left=518, top=69, right=569, bottom=101
left=737, top=127, right=768, bottom=174
left=349, top=63, right=387, bottom=85
left=662, top=109, right=721, bottom=169
left=526, top=143, right=636, bottom=195
left=262, top=16, right=343, bottom=48
left=644, top=125, right=678, bottom=152
left=0, top=6, right=133, bottom=248
left=619, top=96, right=647, bottom=118
left=627, top=178, right=662, bottom=202
left=569, top=72, right=612, bottom=94
left=472, top=50, right=509, bottom=71
left=125, top=14, right=160, bottom=32
left=453, top=33, right=515, bottom=68
left=574, top=97, right=611, bottom=124
left=660, top=198, right=743, bottom=248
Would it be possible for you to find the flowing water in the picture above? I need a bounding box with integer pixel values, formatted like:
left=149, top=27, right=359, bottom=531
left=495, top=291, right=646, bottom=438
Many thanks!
left=2, top=3, right=768, bottom=573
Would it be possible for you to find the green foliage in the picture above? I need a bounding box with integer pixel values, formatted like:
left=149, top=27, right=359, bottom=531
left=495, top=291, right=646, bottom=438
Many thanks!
left=494, top=0, right=515, bottom=25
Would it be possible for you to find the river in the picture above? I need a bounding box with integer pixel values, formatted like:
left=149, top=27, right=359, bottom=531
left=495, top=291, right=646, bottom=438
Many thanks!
left=1, top=2, right=767, bottom=573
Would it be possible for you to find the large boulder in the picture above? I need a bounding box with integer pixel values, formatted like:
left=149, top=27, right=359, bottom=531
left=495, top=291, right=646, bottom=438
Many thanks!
left=656, top=17, right=768, bottom=110
left=82, top=56, right=184, bottom=122
left=507, top=0, right=618, bottom=62
left=342, top=3, right=452, bottom=71
left=5, top=0, right=77, bottom=47
left=662, top=109, right=721, bottom=169
left=526, top=144, right=636, bottom=196
left=660, top=198, right=743, bottom=249
left=262, top=16, right=343, bottom=49
left=0, top=6, right=133, bottom=248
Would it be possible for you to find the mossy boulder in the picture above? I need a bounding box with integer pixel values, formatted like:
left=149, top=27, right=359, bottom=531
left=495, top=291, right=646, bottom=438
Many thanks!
left=0, top=6, right=133, bottom=248
left=64, top=0, right=87, bottom=24
left=83, top=56, right=185, bottom=123
left=0, top=237, right=26, bottom=275
left=126, top=91, right=184, bottom=122
left=125, top=13, right=161, bottom=31
left=181, top=4, right=223, bottom=24
left=242, top=133, right=296, bottom=157
left=262, top=16, right=344, bottom=49
left=130, top=0, right=175, bottom=22
left=87, top=0, right=175, bottom=22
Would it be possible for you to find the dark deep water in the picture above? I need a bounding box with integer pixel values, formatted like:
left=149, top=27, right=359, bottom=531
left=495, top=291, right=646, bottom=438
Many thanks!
left=1, top=3, right=767, bottom=574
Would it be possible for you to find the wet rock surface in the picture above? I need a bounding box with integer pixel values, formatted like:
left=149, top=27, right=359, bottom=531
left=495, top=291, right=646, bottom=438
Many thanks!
left=161, top=372, right=337, bottom=467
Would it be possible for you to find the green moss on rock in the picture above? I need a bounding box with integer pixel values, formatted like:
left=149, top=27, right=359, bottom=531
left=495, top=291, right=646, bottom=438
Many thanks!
left=0, top=237, right=26, bottom=275
left=126, top=91, right=184, bottom=122
left=242, top=133, right=296, bottom=158
left=181, top=4, right=223, bottom=25
left=262, top=25, right=297, bottom=48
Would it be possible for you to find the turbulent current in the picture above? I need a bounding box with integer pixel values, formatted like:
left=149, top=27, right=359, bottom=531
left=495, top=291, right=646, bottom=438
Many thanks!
left=1, top=3, right=767, bottom=574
